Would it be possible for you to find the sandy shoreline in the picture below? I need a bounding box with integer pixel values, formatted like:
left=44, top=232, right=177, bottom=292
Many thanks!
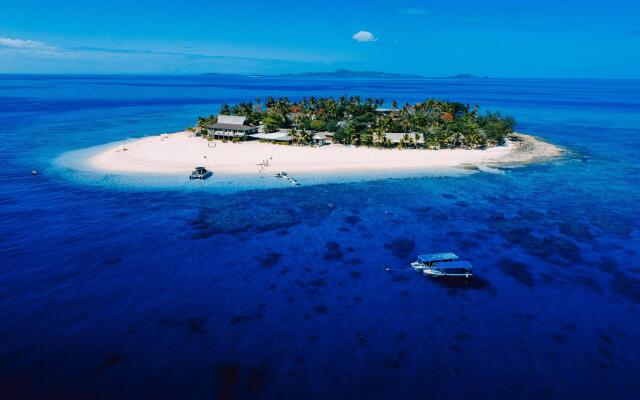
left=84, top=131, right=563, bottom=176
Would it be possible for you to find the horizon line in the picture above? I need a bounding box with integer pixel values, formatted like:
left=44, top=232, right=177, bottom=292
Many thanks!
left=1, top=72, right=640, bottom=80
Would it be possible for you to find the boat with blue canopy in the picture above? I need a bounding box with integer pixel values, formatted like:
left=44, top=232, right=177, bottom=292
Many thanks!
left=423, top=260, right=472, bottom=278
left=411, top=252, right=473, bottom=279
left=411, top=252, right=460, bottom=271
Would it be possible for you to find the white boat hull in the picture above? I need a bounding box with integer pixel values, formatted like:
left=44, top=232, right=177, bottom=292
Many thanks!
left=423, top=268, right=472, bottom=279
left=411, top=262, right=426, bottom=271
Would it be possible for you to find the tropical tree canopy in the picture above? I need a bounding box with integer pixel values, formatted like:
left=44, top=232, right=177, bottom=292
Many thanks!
left=196, top=96, right=516, bottom=149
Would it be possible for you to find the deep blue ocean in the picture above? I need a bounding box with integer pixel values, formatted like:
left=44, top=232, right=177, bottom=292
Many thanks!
left=1, top=75, right=639, bottom=399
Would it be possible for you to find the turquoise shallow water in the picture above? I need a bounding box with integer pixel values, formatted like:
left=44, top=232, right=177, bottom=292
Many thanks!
left=53, top=140, right=474, bottom=193
left=1, top=75, right=639, bottom=399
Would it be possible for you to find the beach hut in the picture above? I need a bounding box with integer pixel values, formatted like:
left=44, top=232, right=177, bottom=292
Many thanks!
left=384, top=132, right=424, bottom=146
left=249, top=131, right=293, bottom=144
left=207, top=115, right=259, bottom=140
left=312, top=132, right=332, bottom=146
left=287, top=112, right=302, bottom=127
left=375, top=107, right=393, bottom=114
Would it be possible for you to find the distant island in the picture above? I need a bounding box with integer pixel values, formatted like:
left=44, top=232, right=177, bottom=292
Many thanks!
left=275, top=69, right=425, bottom=79
left=447, top=73, right=486, bottom=79
left=204, top=70, right=487, bottom=80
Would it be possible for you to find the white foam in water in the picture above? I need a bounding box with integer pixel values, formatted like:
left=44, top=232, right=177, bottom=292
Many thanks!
left=476, top=164, right=506, bottom=175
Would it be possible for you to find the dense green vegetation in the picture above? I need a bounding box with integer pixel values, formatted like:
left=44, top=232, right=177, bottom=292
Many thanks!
left=197, top=96, right=515, bottom=149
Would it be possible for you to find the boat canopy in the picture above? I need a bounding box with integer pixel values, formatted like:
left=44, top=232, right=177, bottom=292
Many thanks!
left=434, top=260, right=472, bottom=271
left=417, top=252, right=459, bottom=263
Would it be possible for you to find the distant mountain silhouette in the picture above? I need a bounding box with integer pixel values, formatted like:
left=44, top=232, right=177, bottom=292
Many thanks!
left=204, top=70, right=487, bottom=79
left=446, top=73, right=486, bottom=79
left=275, top=69, right=425, bottom=79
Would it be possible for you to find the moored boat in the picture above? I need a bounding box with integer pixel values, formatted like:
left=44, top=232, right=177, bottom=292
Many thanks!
left=411, top=252, right=460, bottom=271
left=189, top=167, right=212, bottom=180
left=411, top=252, right=473, bottom=279
left=423, top=260, right=473, bottom=279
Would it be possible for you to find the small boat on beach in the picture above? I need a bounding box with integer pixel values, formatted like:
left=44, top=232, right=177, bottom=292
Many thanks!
left=189, top=167, right=212, bottom=180
left=411, top=252, right=472, bottom=279
left=272, top=171, right=299, bottom=185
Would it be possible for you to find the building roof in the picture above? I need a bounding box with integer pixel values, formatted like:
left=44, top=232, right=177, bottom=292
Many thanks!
left=209, top=123, right=257, bottom=131
left=384, top=132, right=424, bottom=144
left=249, top=131, right=292, bottom=141
left=217, top=115, right=247, bottom=125
left=312, top=132, right=333, bottom=140
left=434, top=260, right=473, bottom=271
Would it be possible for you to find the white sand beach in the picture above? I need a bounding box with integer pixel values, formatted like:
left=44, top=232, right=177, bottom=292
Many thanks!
left=86, top=131, right=563, bottom=176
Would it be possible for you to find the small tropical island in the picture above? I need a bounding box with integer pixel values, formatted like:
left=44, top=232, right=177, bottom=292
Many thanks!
left=85, top=96, right=563, bottom=178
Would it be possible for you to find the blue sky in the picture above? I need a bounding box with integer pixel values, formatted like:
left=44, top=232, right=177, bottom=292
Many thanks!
left=1, top=0, right=639, bottom=78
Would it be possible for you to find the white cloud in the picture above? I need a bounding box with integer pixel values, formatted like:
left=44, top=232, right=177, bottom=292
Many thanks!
left=0, top=37, right=61, bottom=57
left=0, top=37, right=49, bottom=49
left=399, top=8, right=428, bottom=15
left=352, top=31, right=377, bottom=43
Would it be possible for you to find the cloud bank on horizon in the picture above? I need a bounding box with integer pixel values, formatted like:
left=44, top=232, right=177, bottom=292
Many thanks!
left=0, top=37, right=47, bottom=49
left=0, top=35, right=337, bottom=75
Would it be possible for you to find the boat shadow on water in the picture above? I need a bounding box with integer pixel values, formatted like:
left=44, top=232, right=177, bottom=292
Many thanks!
left=431, top=275, right=494, bottom=291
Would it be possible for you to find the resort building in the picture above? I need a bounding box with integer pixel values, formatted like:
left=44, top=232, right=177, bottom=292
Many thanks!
left=247, top=130, right=334, bottom=145
left=384, top=132, right=424, bottom=146
left=312, top=132, right=333, bottom=145
left=249, top=131, right=293, bottom=144
left=207, top=115, right=258, bottom=140
left=287, top=112, right=302, bottom=127
left=375, top=107, right=393, bottom=114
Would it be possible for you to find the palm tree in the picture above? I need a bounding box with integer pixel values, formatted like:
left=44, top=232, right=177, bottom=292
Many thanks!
left=338, top=95, right=346, bottom=109
left=266, top=96, right=275, bottom=108
left=400, top=117, right=412, bottom=133
left=374, top=130, right=386, bottom=148
left=402, top=133, right=411, bottom=148
left=445, top=130, right=465, bottom=148
left=343, top=122, right=356, bottom=145
left=378, top=116, right=392, bottom=134
left=220, top=104, right=231, bottom=115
